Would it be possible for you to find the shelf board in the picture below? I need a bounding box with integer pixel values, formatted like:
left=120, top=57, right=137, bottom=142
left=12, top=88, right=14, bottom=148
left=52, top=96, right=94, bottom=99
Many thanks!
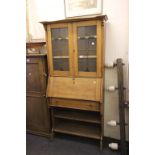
left=78, top=36, right=96, bottom=39
left=78, top=55, right=96, bottom=59
left=53, top=55, right=96, bottom=59
left=53, top=56, right=69, bottom=59
left=54, top=110, right=100, bottom=124
left=54, top=121, right=101, bottom=139
left=52, top=37, right=68, bottom=41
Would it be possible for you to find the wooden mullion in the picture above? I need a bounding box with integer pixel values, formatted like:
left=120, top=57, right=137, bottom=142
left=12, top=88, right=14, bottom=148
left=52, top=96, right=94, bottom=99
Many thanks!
left=68, top=23, right=74, bottom=76
left=96, top=20, right=102, bottom=77
left=73, top=22, right=78, bottom=77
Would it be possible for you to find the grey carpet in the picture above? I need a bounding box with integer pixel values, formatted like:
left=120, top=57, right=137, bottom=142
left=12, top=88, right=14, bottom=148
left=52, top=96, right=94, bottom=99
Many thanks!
left=26, top=134, right=120, bottom=155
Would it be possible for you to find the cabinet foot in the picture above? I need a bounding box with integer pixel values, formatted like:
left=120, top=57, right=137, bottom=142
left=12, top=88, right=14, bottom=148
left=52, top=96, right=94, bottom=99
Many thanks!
left=100, top=137, right=103, bottom=151
left=49, top=132, right=54, bottom=141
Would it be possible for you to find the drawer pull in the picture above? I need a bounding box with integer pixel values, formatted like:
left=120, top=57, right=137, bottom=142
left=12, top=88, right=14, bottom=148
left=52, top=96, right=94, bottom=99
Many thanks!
left=28, top=73, right=32, bottom=76
left=27, top=59, right=30, bottom=62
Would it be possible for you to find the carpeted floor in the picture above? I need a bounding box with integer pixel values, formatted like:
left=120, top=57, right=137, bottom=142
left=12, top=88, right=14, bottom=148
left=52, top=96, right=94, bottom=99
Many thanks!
left=26, top=134, right=120, bottom=155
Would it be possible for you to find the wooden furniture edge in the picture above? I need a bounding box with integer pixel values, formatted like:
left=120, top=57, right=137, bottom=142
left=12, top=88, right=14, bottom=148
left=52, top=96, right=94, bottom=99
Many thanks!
left=40, top=15, right=108, bottom=25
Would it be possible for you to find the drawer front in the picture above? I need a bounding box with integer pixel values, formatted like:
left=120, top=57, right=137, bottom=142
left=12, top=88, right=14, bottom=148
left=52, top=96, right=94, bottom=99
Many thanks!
left=49, top=98, right=100, bottom=112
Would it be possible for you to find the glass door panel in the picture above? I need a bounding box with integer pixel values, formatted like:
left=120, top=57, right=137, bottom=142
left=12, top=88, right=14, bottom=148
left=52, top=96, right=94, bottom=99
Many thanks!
left=51, top=27, right=69, bottom=71
left=77, top=25, right=97, bottom=73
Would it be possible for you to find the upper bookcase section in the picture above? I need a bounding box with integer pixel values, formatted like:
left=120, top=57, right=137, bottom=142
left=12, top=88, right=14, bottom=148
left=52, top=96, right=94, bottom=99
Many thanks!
left=41, top=15, right=108, bottom=78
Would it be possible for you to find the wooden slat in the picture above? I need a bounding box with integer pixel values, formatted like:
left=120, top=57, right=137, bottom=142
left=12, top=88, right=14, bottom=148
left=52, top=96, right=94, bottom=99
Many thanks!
left=46, top=77, right=103, bottom=101
left=54, top=121, right=101, bottom=139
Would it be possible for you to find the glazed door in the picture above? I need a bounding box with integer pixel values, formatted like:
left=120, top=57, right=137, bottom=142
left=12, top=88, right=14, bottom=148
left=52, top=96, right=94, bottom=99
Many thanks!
left=73, top=20, right=103, bottom=77
left=47, top=23, right=73, bottom=76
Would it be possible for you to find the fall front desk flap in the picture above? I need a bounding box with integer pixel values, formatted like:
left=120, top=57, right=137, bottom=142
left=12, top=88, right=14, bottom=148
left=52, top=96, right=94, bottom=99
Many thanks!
left=46, top=77, right=103, bottom=101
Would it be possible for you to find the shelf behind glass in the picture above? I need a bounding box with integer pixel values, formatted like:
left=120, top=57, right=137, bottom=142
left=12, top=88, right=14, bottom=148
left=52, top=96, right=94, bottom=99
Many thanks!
left=77, top=35, right=96, bottom=39
left=53, top=56, right=69, bottom=59
left=78, top=55, right=96, bottom=58
left=53, top=55, right=96, bottom=59
left=52, top=37, right=68, bottom=41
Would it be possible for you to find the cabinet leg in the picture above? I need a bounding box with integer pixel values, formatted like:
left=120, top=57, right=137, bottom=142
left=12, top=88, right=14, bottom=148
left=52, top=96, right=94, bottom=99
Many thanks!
left=50, top=130, right=54, bottom=141
left=49, top=134, right=53, bottom=141
left=100, top=137, right=103, bottom=151
left=51, top=134, right=54, bottom=141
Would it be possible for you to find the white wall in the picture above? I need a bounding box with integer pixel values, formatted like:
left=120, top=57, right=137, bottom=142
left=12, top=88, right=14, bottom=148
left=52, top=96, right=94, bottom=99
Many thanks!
left=27, top=0, right=65, bottom=41
left=27, top=0, right=129, bottom=140
left=103, top=0, right=129, bottom=140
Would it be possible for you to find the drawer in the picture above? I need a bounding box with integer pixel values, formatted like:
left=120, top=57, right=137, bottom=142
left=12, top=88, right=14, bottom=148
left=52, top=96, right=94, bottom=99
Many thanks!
left=49, top=98, right=100, bottom=112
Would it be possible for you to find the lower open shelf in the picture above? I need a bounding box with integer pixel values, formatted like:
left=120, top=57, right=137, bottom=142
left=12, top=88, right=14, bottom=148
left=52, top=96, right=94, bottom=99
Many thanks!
left=54, top=108, right=100, bottom=124
left=54, top=120, right=101, bottom=140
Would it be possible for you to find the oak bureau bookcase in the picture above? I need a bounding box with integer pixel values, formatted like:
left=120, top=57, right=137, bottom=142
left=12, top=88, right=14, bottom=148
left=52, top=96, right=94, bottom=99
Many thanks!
left=41, top=15, right=107, bottom=150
